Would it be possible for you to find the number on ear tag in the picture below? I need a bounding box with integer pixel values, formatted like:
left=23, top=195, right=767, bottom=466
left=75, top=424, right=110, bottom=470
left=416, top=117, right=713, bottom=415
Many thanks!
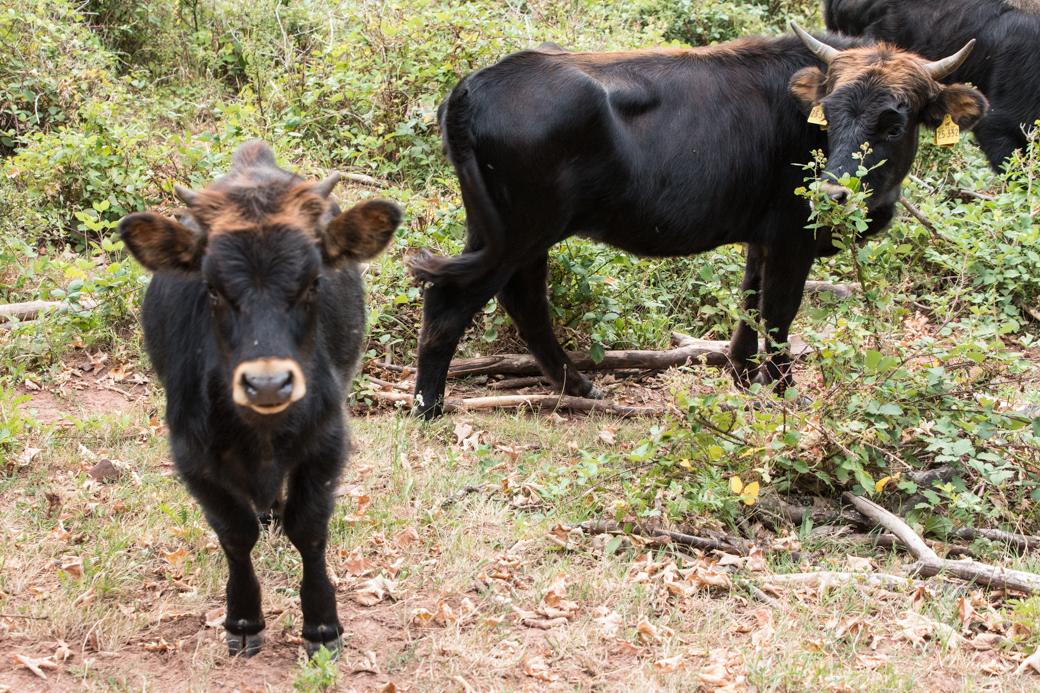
left=934, top=114, right=960, bottom=147
left=808, top=104, right=828, bottom=131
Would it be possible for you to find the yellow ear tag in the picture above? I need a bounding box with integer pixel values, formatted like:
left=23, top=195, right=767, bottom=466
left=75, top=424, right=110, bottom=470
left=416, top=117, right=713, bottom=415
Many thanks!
left=934, top=113, right=960, bottom=147
left=808, top=104, right=828, bottom=131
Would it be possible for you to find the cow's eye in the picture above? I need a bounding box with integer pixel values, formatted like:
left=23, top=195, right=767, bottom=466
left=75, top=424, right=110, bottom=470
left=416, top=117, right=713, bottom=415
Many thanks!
left=886, top=124, right=905, bottom=141
left=206, top=284, right=219, bottom=305
left=309, top=278, right=320, bottom=295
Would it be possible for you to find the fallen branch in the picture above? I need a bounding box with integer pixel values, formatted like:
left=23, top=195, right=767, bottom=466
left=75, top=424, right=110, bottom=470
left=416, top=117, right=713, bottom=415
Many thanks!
left=751, top=493, right=871, bottom=530
left=579, top=520, right=748, bottom=555
left=956, top=188, right=996, bottom=202
left=803, top=280, right=861, bottom=299
left=0, top=300, right=60, bottom=322
left=950, top=527, right=1040, bottom=552
left=444, top=395, right=664, bottom=417
left=765, top=571, right=917, bottom=591
left=363, top=375, right=411, bottom=392
left=343, top=172, right=385, bottom=187
left=489, top=376, right=549, bottom=391
left=899, top=195, right=949, bottom=242
left=845, top=493, right=1040, bottom=595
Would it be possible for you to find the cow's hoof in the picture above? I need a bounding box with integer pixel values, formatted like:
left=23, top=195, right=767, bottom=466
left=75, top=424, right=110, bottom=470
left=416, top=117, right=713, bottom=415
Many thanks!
left=586, top=385, right=606, bottom=400
left=227, top=631, right=264, bottom=658
left=304, top=634, right=343, bottom=660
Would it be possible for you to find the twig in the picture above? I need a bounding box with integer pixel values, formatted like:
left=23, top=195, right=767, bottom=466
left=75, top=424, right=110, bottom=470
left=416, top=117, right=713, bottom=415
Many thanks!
left=441, top=485, right=483, bottom=509
left=950, top=527, right=1040, bottom=552
left=908, top=174, right=935, bottom=194
left=344, top=172, right=385, bottom=187
left=363, top=375, right=411, bottom=392
left=899, top=195, right=949, bottom=241
left=957, top=189, right=996, bottom=202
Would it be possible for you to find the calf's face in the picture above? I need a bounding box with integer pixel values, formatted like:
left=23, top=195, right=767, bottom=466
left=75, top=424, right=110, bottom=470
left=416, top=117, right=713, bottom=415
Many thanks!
left=789, top=24, right=987, bottom=214
left=120, top=176, right=401, bottom=415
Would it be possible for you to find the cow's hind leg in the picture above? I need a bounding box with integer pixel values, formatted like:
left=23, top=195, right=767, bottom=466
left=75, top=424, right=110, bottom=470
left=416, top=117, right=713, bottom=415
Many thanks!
left=190, top=483, right=265, bottom=657
left=728, top=245, right=766, bottom=389
left=496, top=253, right=601, bottom=398
left=414, top=276, right=509, bottom=419
left=756, top=244, right=815, bottom=391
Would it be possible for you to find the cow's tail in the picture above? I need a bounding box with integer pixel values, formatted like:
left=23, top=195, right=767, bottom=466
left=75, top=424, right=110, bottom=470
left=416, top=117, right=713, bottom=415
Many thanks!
left=410, top=81, right=507, bottom=290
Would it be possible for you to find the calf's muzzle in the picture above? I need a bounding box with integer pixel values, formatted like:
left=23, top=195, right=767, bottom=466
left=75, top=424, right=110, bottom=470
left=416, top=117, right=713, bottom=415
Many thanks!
left=232, top=358, right=307, bottom=414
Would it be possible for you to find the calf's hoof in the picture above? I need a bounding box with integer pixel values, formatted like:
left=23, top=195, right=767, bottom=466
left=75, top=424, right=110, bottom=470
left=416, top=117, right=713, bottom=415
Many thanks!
left=304, top=633, right=343, bottom=660
left=227, top=631, right=264, bottom=658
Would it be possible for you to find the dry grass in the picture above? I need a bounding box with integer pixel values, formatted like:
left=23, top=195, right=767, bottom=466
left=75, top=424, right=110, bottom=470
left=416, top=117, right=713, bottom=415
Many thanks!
left=0, top=380, right=1038, bottom=692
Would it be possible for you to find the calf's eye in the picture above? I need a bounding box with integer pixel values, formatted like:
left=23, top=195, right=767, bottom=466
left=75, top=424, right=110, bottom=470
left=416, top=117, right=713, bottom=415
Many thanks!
left=206, top=284, right=219, bottom=305
left=886, top=124, right=905, bottom=141
left=310, top=278, right=320, bottom=295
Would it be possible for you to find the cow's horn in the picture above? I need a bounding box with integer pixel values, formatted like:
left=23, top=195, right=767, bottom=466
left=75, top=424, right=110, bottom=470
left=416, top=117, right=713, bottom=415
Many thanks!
left=791, top=22, right=839, bottom=65
left=312, top=172, right=341, bottom=199
left=922, top=39, right=975, bottom=80
left=173, top=184, right=198, bottom=206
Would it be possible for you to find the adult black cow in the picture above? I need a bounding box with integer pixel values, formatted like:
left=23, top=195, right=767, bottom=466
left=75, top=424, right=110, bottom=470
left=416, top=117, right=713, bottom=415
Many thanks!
left=826, top=0, right=1040, bottom=169
left=409, top=25, right=987, bottom=419
left=118, top=142, right=401, bottom=658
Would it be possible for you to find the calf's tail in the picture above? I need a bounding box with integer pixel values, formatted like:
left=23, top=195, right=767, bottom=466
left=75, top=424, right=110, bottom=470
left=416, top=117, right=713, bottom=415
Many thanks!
left=410, top=81, right=507, bottom=289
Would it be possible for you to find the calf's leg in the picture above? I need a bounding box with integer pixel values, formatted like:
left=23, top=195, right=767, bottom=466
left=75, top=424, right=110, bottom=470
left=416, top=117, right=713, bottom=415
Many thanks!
left=496, top=253, right=601, bottom=398
left=191, top=483, right=265, bottom=657
left=283, top=470, right=341, bottom=658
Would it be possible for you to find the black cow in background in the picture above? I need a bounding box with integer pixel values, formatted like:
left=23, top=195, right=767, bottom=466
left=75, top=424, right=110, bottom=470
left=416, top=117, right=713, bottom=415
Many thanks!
left=409, top=25, right=988, bottom=419
left=826, top=0, right=1040, bottom=169
left=119, top=142, right=401, bottom=658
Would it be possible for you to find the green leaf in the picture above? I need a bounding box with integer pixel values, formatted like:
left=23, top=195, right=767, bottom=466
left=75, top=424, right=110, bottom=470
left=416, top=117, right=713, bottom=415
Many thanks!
left=865, top=350, right=883, bottom=370
left=589, top=343, right=605, bottom=365
left=792, top=458, right=809, bottom=474
left=604, top=535, right=623, bottom=556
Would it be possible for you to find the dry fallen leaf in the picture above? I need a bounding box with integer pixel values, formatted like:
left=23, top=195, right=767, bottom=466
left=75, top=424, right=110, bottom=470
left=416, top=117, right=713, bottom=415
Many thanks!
left=593, top=609, right=624, bottom=638
left=204, top=606, right=226, bottom=628
left=522, top=654, right=558, bottom=682
left=72, top=586, right=97, bottom=608
left=846, top=555, right=872, bottom=572
left=143, top=637, right=181, bottom=653
left=14, top=654, right=59, bottom=679
left=598, top=426, right=617, bottom=445
left=1015, top=648, right=1040, bottom=675
left=355, top=576, right=399, bottom=606
left=163, top=547, right=189, bottom=571
left=751, top=608, right=775, bottom=649
left=59, top=556, right=83, bottom=579
left=697, top=663, right=732, bottom=686
left=854, top=653, right=888, bottom=670
left=653, top=654, right=686, bottom=673
left=340, top=547, right=378, bottom=577
left=393, top=526, right=421, bottom=550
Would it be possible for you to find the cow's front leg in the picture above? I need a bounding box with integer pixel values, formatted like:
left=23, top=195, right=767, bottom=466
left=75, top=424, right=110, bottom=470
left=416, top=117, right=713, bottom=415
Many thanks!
left=283, top=464, right=341, bottom=659
left=756, top=244, right=815, bottom=392
left=728, top=245, right=766, bottom=388
left=189, top=482, right=265, bottom=657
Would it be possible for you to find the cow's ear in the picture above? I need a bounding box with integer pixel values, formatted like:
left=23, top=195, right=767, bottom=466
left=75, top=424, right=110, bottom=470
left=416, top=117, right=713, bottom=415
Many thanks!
left=921, top=84, right=988, bottom=131
left=321, top=199, right=402, bottom=265
left=790, top=66, right=827, bottom=114
left=119, top=212, right=207, bottom=274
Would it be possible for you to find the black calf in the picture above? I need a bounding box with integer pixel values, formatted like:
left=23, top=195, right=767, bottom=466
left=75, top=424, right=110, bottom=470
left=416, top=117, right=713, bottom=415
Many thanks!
left=119, top=141, right=401, bottom=658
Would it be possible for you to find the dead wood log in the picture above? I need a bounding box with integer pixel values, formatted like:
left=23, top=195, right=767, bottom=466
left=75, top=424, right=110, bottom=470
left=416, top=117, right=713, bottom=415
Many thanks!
left=579, top=520, right=749, bottom=555
left=366, top=390, right=664, bottom=417
left=751, top=493, right=871, bottom=530
left=803, top=281, right=861, bottom=299
left=489, top=376, right=549, bottom=390
left=343, top=172, right=384, bottom=187
left=949, top=527, right=1040, bottom=552
left=444, top=395, right=664, bottom=417
left=845, top=493, right=1040, bottom=595
left=446, top=343, right=731, bottom=379
left=0, top=300, right=60, bottom=322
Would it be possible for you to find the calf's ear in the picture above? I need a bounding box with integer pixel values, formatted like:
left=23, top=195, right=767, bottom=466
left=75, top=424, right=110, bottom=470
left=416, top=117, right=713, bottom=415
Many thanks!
left=922, top=84, right=988, bottom=131
left=321, top=199, right=402, bottom=265
left=789, top=66, right=827, bottom=114
left=119, top=212, right=207, bottom=273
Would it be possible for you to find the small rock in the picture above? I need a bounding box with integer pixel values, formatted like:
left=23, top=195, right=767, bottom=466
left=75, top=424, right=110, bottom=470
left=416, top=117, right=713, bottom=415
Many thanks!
left=88, top=458, right=121, bottom=483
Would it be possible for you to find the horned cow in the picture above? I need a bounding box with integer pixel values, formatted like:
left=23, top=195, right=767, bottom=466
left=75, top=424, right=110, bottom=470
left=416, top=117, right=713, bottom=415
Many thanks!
left=826, top=0, right=1040, bottom=169
left=409, top=26, right=987, bottom=418
left=119, top=142, right=401, bottom=658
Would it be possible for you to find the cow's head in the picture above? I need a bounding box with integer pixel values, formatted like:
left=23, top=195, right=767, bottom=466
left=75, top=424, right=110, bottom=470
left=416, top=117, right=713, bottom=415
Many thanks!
left=789, top=23, right=987, bottom=214
left=119, top=142, right=401, bottom=415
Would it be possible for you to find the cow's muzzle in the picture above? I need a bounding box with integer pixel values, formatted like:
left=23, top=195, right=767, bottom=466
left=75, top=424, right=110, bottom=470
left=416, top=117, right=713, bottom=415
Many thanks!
left=821, top=182, right=852, bottom=205
left=232, top=359, right=307, bottom=414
